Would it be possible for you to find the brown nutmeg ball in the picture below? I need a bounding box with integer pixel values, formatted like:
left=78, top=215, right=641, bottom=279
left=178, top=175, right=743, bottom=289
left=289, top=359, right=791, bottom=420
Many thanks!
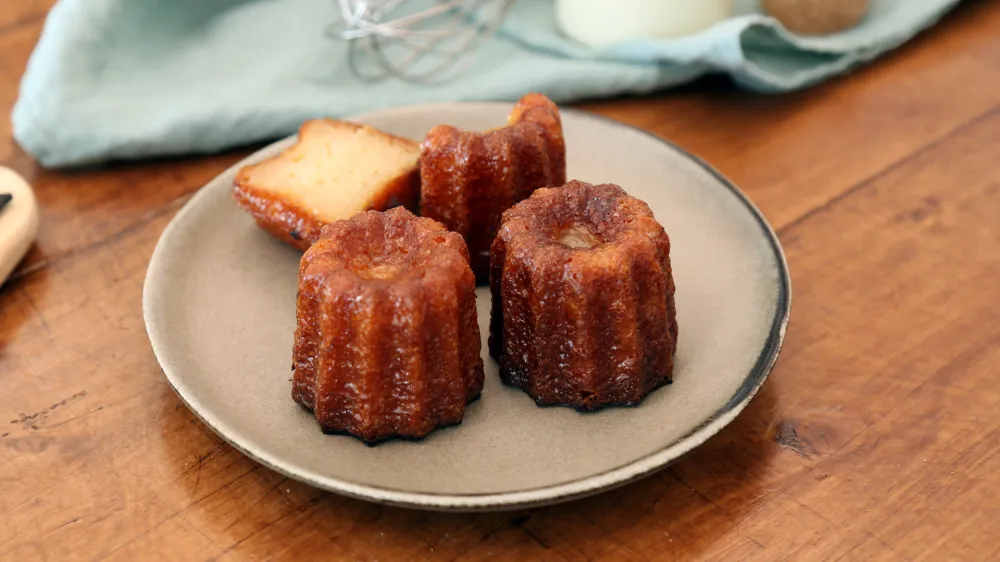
left=762, top=0, right=870, bottom=35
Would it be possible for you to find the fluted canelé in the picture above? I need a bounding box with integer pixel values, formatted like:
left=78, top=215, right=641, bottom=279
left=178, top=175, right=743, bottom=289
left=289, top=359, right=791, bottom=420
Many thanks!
left=489, top=181, right=678, bottom=410
left=293, top=207, right=484, bottom=443
left=420, top=93, right=566, bottom=282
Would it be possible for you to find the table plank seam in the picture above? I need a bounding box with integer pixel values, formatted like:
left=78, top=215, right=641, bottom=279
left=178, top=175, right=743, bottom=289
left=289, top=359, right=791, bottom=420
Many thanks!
left=3, top=192, right=191, bottom=290
left=777, top=102, right=1000, bottom=236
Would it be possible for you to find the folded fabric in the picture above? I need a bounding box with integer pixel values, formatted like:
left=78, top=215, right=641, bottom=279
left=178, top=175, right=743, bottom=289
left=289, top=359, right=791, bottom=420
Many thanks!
left=13, top=0, right=962, bottom=168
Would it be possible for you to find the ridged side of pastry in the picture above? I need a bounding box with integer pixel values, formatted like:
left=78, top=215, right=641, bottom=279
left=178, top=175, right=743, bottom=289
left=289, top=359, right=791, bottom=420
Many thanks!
left=234, top=119, right=420, bottom=250
left=292, top=208, right=483, bottom=443
left=489, top=181, right=677, bottom=411
left=420, top=93, right=566, bottom=282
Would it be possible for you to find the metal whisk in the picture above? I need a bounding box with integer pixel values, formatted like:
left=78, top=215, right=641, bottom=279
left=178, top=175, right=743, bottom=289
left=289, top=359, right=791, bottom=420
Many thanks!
left=328, top=0, right=515, bottom=84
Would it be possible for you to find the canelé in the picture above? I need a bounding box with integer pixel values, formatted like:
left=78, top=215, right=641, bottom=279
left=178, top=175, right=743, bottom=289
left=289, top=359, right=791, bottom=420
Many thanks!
left=293, top=207, right=483, bottom=443
left=420, top=93, right=566, bottom=282
left=489, top=181, right=678, bottom=410
left=235, top=119, right=420, bottom=250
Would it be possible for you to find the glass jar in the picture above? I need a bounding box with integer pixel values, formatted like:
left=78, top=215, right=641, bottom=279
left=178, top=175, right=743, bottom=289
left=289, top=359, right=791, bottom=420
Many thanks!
left=556, top=0, right=734, bottom=47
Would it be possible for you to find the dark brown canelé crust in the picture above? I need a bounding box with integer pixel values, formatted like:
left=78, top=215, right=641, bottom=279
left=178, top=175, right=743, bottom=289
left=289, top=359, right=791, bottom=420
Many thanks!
left=489, top=181, right=678, bottom=411
left=420, top=93, right=566, bottom=283
left=293, top=207, right=484, bottom=443
left=233, top=120, right=420, bottom=251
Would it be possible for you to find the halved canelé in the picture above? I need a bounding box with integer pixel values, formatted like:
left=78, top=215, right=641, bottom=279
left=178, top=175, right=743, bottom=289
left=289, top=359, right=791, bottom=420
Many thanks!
left=234, top=119, right=420, bottom=250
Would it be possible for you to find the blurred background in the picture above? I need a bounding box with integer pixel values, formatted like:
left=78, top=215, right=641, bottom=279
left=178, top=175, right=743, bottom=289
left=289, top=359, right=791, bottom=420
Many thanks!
left=3, top=2, right=1000, bottom=560
left=8, top=0, right=959, bottom=168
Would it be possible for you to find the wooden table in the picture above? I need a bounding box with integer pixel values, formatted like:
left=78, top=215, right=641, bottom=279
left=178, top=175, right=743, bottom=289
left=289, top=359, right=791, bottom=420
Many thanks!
left=3, top=1, right=1000, bottom=560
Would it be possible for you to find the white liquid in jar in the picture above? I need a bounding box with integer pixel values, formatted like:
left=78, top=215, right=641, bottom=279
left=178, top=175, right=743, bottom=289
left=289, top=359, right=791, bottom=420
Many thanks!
left=556, top=0, right=734, bottom=47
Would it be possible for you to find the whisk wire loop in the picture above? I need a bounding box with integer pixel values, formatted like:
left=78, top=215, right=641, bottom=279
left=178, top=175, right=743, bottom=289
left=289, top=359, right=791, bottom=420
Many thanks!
left=330, top=0, right=514, bottom=84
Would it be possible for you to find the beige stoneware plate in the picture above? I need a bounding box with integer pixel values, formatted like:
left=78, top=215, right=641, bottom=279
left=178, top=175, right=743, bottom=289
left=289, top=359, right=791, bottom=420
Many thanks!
left=143, top=103, right=791, bottom=511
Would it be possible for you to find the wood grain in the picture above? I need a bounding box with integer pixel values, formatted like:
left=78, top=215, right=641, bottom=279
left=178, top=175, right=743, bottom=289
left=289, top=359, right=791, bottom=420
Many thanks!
left=2, top=1, right=1000, bottom=560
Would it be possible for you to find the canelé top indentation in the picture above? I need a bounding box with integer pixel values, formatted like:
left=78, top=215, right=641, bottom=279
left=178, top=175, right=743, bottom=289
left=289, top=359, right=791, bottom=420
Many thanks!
left=556, top=222, right=602, bottom=249
left=500, top=180, right=662, bottom=253
left=304, top=207, right=471, bottom=284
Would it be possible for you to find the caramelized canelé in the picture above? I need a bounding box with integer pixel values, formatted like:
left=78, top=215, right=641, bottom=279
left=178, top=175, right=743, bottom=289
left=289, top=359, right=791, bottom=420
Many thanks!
left=293, top=207, right=483, bottom=443
left=489, top=181, right=678, bottom=411
left=420, top=93, right=566, bottom=282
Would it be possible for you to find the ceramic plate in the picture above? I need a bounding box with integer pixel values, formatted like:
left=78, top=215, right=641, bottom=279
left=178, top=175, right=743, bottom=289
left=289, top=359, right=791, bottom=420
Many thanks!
left=143, top=103, right=790, bottom=511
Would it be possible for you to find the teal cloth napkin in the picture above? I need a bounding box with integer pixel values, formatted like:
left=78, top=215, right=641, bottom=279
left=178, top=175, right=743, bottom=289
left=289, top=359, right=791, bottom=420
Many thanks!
left=13, top=0, right=961, bottom=168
